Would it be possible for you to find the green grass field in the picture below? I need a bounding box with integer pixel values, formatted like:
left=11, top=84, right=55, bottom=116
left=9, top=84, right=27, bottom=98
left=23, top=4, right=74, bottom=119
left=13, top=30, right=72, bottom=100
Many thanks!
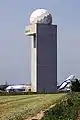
left=0, top=93, right=65, bottom=120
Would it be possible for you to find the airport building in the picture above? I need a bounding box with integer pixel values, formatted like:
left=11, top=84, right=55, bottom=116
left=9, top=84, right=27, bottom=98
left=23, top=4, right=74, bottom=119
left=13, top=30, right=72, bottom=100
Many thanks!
left=25, top=9, right=57, bottom=93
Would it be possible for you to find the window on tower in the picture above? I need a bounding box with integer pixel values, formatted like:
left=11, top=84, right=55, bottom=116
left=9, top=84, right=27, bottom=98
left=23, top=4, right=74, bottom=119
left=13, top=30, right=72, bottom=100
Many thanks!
left=34, top=34, right=36, bottom=48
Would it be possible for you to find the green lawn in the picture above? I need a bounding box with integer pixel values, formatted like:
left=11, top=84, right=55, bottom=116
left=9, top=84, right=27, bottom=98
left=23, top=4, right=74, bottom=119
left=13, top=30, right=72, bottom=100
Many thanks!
left=0, top=93, right=65, bottom=120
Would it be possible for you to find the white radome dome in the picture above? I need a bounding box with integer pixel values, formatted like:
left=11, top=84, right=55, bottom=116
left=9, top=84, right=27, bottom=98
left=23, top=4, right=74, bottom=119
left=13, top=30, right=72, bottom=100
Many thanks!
left=30, top=9, right=52, bottom=25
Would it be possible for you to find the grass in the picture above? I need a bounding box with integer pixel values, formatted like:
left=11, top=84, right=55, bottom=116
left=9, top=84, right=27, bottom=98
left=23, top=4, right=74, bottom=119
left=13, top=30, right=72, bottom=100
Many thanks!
left=0, top=93, right=65, bottom=120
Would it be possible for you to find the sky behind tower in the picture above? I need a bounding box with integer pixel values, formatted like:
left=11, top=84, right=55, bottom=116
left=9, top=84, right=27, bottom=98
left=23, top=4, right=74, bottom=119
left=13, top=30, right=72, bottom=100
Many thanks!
left=0, top=0, right=80, bottom=84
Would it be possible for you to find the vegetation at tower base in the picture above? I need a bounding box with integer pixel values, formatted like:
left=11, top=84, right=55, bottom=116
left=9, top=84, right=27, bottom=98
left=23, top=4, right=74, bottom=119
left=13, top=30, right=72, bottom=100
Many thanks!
left=42, top=92, right=80, bottom=120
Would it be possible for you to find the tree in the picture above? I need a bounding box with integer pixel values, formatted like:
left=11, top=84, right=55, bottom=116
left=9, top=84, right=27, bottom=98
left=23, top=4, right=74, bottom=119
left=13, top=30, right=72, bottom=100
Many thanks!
left=71, top=79, right=80, bottom=92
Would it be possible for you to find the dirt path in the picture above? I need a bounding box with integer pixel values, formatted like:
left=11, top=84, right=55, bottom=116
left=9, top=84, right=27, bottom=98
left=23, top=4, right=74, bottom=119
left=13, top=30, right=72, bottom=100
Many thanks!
left=76, top=110, right=80, bottom=120
left=25, top=104, right=55, bottom=120
left=25, top=111, right=44, bottom=120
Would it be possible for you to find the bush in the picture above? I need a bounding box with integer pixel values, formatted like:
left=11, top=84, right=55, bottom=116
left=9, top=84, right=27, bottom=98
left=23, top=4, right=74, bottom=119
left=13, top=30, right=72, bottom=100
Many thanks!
left=42, top=92, right=80, bottom=120
left=71, top=79, right=80, bottom=92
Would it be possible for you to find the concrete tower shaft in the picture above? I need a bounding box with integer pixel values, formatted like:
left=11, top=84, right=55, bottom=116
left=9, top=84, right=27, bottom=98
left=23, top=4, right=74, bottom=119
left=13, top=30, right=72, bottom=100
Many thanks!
left=25, top=23, right=57, bottom=93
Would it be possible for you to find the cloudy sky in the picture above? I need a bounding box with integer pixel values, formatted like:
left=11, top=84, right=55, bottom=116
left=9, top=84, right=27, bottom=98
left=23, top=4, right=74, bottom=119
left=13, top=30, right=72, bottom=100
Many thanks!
left=0, top=0, right=80, bottom=84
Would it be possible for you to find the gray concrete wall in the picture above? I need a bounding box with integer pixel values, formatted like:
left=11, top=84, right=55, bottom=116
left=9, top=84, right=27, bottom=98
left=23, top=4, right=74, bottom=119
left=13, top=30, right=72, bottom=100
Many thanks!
left=37, top=24, right=57, bottom=93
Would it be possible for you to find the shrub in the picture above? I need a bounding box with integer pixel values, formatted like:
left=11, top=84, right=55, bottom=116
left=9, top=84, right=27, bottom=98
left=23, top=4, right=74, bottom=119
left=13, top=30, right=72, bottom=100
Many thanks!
left=71, top=79, right=80, bottom=92
left=42, top=93, right=80, bottom=120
